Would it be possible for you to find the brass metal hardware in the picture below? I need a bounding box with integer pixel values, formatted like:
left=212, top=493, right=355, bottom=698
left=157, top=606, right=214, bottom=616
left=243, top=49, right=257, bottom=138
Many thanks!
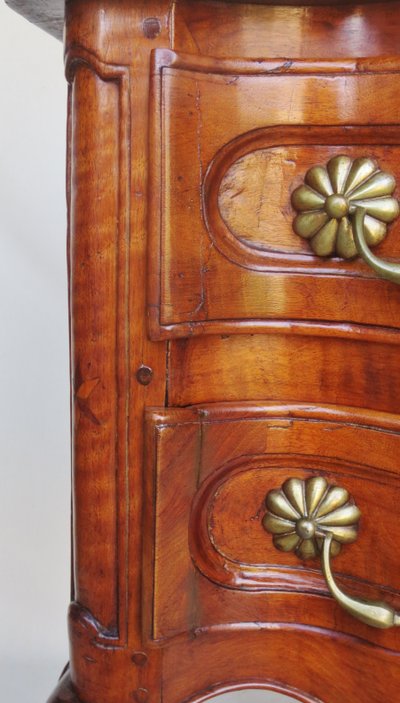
left=291, top=156, right=399, bottom=259
left=263, top=477, right=400, bottom=629
left=353, top=207, right=400, bottom=283
left=263, top=477, right=360, bottom=559
left=322, top=532, right=400, bottom=629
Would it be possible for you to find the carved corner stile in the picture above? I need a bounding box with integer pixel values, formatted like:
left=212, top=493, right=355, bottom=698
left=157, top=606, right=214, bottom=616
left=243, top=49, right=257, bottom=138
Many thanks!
left=65, top=44, right=131, bottom=647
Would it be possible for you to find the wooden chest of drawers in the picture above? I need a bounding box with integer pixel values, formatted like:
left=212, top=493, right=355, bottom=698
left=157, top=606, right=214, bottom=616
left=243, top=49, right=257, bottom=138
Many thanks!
left=8, top=1, right=400, bottom=701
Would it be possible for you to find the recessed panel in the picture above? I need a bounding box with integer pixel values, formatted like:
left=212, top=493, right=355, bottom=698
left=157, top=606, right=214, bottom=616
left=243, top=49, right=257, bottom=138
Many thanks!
left=217, top=145, right=400, bottom=256
left=143, top=402, right=400, bottom=653
left=148, top=51, right=400, bottom=340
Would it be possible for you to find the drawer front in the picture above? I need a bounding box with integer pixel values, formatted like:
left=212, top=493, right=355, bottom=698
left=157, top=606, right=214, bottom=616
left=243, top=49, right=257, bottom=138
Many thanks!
left=168, top=333, right=400, bottom=414
left=143, top=402, right=400, bottom=653
left=148, top=51, right=400, bottom=340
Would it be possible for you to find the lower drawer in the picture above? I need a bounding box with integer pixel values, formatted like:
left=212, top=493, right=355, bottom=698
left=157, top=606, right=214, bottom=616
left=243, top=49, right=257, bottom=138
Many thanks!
left=143, top=401, right=400, bottom=652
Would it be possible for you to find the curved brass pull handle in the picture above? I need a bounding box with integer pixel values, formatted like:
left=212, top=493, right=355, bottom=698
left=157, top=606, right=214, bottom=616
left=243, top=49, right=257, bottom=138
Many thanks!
left=263, top=477, right=400, bottom=629
left=353, top=206, right=400, bottom=284
left=322, top=532, right=400, bottom=629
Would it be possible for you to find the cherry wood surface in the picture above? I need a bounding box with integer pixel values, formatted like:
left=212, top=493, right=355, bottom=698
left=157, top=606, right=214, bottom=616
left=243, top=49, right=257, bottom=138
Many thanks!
left=7, top=0, right=400, bottom=41
left=167, top=333, right=400, bottom=411
left=148, top=52, right=400, bottom=339
left=9, top=0, right=400, bottom=701
left=144, top=404, right=400, bottom=644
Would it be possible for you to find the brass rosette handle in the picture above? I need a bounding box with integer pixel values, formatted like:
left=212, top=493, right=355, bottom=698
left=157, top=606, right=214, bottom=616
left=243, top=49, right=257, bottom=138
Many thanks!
left=291, top=155, right=400, bottom=282
left=263, top=477, right=400, bottom=629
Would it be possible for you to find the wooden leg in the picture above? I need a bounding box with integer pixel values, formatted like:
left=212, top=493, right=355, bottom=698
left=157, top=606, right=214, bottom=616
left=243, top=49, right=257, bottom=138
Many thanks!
left=47, top=666, right=82, bottom=703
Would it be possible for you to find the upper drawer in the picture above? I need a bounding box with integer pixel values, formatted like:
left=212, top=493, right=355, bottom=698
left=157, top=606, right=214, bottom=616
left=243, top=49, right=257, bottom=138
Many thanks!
left=148, top=50, right=400, bottom=340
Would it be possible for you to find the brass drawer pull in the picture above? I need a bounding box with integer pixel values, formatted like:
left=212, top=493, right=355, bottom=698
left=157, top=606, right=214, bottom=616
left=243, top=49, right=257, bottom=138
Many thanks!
left=353, top=206, right=400, bottom=284
left=292, top=156, right=400, bottom=265
left=263, top=477, right=400, bottom=629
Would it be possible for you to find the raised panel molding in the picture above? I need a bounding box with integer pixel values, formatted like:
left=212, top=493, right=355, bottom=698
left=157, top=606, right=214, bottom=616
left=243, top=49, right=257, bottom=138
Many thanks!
left=148, top=50, right=400, bottom=340
left=144, top=401, right=400, bottom=653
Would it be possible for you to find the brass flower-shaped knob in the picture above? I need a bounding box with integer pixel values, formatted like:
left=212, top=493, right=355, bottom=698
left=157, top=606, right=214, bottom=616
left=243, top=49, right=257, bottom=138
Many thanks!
left=262, top=476, right=361, bottom=560
left=291, top=155, right=399, bottom=259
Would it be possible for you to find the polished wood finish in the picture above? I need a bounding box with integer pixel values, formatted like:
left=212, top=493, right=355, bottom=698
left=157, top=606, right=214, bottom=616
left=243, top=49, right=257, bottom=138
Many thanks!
left=168, top=333, right=400, bottom=411
left=8, top=0, right=400, bottom=701
left=148, top=52, right=400, bottom=339
left=145, top=404, right=400, bottom=642
left=174, top=0, right=400, bottom=59
left=9, top=0, right=400, bottom=41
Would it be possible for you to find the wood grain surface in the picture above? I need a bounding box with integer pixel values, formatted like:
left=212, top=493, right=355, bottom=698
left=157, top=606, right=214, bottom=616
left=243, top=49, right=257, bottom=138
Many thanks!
left=7, top=0, right=400, bottom=41
left=39, top=1, right=400, bottom=701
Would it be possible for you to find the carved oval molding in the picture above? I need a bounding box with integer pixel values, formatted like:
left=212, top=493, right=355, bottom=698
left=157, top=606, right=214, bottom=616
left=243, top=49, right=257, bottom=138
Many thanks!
left=203, top=125, right=400, bottom=272
left=188, top=453, right=400, bottom=596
